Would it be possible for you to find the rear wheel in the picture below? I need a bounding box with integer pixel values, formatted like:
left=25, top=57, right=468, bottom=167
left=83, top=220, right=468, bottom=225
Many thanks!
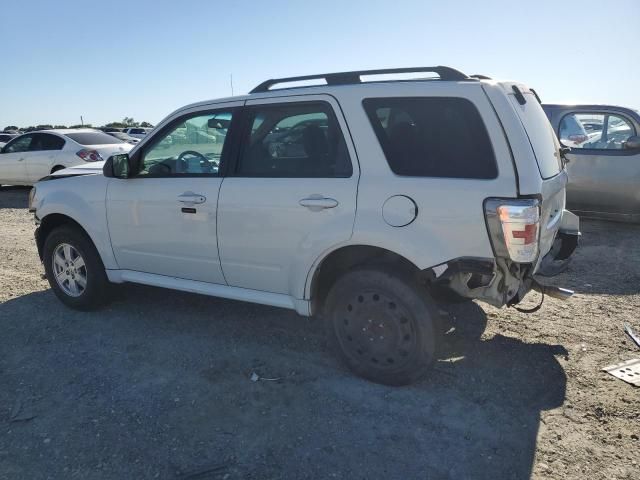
left=43, top=226, right=111, bottom=310
left=324, top=267, right=440, bottom=386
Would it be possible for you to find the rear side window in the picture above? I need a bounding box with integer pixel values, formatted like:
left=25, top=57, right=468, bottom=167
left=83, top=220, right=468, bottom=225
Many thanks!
left=65, top=132, right=123, bottom=145
left=236, top=102, right=352, bottom=178
left=129, top=128, right=146, bottom=135
left=363, top=97, right=497, bottom=179
left=31, top=133, right=65, bottom=151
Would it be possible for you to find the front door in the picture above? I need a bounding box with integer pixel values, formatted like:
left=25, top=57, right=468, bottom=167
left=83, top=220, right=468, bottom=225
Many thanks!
left=217, top=95, right=359, bottom=297
left=558, top=111, right=640, bottom=219
left=0, top=134, right=33, bottom=185
left=106, top=106, right=240, bottom=283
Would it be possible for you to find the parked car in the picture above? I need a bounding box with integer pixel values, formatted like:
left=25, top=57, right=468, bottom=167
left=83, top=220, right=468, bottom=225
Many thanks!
left=0, top=129, right=133, bottom=186
left=105, top=131, right=141, bottom=145
left=30, top=67, right=579, bottom=385
left=0, top=133, right=17, bottom=149
left=122, top=127, right=152, bottom=139
left=542, top=104, right=640, bottom=222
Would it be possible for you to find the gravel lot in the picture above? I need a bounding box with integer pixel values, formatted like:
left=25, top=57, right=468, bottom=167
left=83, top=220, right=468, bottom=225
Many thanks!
left=1, top=186, right=638, bottom=480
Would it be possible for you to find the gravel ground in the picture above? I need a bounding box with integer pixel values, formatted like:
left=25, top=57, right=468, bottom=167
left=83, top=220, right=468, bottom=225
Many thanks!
left=1, top=186, right=638, bottom=480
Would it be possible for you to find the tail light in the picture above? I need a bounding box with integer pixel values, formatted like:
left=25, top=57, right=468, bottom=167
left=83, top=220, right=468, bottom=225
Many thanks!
left=76, top=149, right=103, bottom=162
left=485, top=199, right=540, bottom=263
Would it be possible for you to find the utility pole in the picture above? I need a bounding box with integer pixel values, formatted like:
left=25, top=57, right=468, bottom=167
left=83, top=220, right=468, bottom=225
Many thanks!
left=80, top=116, right=84, bottom=126
left=230, top=74, right=234, bottom=96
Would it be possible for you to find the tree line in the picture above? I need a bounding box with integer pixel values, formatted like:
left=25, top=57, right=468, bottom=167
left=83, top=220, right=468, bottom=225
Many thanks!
left=3, top=118, right=154, bottom=133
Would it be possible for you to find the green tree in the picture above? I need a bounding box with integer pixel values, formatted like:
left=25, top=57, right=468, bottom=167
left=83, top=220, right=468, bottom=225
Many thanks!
left=3, top=125, right=19, bottom=132
left=122, top=117, right=139, bottom=127
left=140, top=121, right=154, bottom=128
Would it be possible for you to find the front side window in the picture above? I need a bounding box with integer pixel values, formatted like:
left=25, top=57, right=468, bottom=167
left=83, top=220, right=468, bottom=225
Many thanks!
left=559, top=113, right=636, bottom=150
left=3, top=134, right=33, bottom=153
left=138, top=111, right=233, bottom=177
left=236, top=102, right=352, bottom=178
left=363, top=97, right=497, bottom=179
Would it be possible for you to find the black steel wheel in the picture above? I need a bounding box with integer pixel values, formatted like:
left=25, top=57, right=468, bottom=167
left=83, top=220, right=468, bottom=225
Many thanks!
left=325, top=267, right=440, bottom=385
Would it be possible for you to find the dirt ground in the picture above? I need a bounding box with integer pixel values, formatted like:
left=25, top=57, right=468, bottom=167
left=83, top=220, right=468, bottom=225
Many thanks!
left=0, top=186, right=638, bottom=480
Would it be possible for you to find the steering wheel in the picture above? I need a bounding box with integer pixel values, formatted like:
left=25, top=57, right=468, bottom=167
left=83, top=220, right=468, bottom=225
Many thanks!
left=177, top=150, right=208, bottom=163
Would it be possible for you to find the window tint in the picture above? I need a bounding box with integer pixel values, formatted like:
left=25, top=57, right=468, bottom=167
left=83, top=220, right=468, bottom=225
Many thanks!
left=363, top=97, right=497, bottom=179
left=138, top=111, right=233, bottom=177
left=30, top=133, right=65, bottom=151
left=129, top=128, right=146, bottom=135
left=236, top=102, right=352, bottom=178
left=3, top=134, right=33, bottom=153
left=0, top=134, right=15, bottom=142
left=66, top=132, right=123, bottom=145
left=560, top=113, right=636, bottom=150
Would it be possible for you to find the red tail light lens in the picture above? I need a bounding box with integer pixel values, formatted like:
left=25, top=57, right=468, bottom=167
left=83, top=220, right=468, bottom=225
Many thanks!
left=497, top=203, right=540, bottom=263
left=568, top=134, right=588, bottom=144
left=76, top=149, right=103, bottom=162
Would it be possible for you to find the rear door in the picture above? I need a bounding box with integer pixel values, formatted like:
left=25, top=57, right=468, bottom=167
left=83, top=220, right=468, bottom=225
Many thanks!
left=0, top=134, right=33, bottom=184
left=217, top=95, right=358, bottom=296
left=556, top=110, right=640, bottom=220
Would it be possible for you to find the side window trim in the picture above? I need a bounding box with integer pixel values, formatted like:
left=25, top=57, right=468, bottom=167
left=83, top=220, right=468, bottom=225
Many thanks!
left=131, top=106, right=240, bottom=178
left=229, top=100, right=353, bottom=178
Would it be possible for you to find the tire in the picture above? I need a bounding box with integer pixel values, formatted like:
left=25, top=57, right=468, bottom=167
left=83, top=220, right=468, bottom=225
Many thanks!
left=43, top=226, right=111, bottom=310
left=324, top=267, right=440, bottom=386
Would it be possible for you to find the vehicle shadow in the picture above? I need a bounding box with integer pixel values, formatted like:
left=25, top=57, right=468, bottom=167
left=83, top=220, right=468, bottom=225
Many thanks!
left=0, top=287, right=566, bottom=479
left=544, top=218, right=640, bottom=295
left=0, top=186, right=30, bottom=209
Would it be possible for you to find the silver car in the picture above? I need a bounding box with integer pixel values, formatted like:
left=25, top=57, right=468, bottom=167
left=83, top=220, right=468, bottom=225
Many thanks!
left=542, top=104, right=640, bottom=222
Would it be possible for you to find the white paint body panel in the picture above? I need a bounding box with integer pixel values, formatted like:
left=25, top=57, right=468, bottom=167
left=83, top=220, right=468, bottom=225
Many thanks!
left=32, top=77, right=568, bottom=315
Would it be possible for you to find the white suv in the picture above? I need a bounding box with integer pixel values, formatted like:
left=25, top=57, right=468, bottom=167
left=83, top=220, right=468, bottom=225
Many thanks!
left=30, top=67, right=579, bottom=385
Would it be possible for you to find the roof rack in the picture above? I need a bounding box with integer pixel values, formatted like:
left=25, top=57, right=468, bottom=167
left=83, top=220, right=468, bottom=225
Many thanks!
left=250, top=66, right=471, bottom=94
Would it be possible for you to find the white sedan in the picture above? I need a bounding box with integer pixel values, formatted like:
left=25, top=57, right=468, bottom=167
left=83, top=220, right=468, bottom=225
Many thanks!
left=0, top=129, right=133, bottom=186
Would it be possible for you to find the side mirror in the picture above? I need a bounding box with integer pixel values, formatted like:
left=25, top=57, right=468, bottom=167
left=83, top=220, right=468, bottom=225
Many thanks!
left=623, top=135, right=640, bottom=150
left=103, top=153, right=131, bottom=178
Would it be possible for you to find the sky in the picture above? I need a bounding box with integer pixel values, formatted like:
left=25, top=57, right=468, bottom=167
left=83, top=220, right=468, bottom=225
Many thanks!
left=1, top=0, right=638, bottom=128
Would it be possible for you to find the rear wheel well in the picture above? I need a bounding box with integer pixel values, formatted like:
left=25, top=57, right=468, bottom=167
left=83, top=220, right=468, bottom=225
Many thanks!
left=36, top=214, right=93, bottom=260
left=51, top=165, right=65, bottom=173
left=310, top=245, right=422, bottom=316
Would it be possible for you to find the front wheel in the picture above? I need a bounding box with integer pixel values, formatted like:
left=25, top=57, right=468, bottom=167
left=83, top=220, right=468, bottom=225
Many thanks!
left=324, top=267, right=440, bottom=386
left=43, top=226, right=111, bottom=310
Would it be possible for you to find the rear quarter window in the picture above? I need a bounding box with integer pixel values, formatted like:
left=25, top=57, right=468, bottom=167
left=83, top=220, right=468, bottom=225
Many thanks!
left=363, top=97, right=497, bottom=179
left=65, top=132, right=124, bottom=145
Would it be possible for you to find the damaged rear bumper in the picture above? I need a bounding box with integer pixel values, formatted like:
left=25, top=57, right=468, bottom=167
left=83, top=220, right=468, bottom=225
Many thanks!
left=427, top=210, right=580, bottom=308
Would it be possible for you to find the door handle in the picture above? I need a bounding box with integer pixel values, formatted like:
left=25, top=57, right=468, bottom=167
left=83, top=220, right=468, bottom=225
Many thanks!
left=177, top=192, right=207, bottom=204
left=299, top=195, right=339, bottom=211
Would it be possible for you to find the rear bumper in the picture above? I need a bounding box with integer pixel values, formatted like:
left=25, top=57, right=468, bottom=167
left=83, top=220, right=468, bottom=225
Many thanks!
left=429, top=210, right=580, bottom=307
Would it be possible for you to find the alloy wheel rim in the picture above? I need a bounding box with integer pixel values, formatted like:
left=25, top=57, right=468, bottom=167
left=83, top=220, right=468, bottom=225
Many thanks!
left=52, top=243, right=87, bottom=297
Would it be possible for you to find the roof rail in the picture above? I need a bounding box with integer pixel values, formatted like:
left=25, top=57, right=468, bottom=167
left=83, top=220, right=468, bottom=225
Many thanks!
left=250, top=66, right=471, bottom=94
